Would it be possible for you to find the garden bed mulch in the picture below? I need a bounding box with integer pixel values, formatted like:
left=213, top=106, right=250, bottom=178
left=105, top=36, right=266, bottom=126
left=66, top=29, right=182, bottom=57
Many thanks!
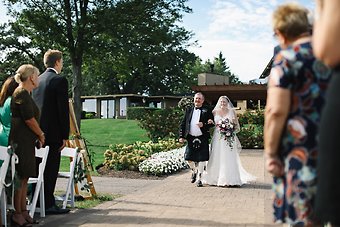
left=97, top=166, right=167, bottom=180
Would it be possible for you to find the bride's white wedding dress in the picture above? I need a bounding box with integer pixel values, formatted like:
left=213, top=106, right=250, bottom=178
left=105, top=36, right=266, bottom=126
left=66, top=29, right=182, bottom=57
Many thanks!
left=203, top=115, right=256, bottom=186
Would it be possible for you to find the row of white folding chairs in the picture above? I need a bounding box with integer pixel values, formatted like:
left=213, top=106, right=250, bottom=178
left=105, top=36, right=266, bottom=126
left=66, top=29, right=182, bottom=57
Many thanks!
left=57, top=147, right=80, bottom=209
left=28, top=146, right=81, bottom=217
left=0, top=146, right=79, bottom=226
left=0, top=146, right=12, bottom=227
left=0, top=145, right=48, bottom=226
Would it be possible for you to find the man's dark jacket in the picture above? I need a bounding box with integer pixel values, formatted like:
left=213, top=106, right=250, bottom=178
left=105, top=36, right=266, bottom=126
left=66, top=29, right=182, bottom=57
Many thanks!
left=179, top=105, right=214, bottom=139
left=32, top=68, right=69, bottom=144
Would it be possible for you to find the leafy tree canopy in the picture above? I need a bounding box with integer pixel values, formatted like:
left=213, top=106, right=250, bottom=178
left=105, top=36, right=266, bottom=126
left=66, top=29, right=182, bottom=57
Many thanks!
left=0, top=0, right=196, bottom=124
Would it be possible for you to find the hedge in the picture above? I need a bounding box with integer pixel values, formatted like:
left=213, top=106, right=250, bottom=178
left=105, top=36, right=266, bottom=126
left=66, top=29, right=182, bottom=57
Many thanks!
left=126, top=107, right=159, bottom=120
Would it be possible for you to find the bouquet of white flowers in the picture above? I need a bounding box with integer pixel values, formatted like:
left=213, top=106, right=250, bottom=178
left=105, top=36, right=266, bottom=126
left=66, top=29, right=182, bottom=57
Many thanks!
left=216, top=118, right=236, bottom=148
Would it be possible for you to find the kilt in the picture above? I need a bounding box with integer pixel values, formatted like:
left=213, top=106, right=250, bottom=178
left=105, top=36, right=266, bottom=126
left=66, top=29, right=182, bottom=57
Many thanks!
left=184, top=134, right=209, bottom=162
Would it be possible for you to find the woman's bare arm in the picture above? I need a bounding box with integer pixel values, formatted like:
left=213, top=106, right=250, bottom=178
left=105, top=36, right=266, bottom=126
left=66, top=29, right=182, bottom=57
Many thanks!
left=264, top=87, right=291, bottom=157
left=313, top=0, right=340, bottom=67
left=25, top=118, right=45, bottom=145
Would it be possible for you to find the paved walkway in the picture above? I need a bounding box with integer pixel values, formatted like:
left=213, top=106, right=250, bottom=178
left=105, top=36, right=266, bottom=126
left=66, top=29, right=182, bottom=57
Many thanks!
left=36, top=150, right=283, bottom=227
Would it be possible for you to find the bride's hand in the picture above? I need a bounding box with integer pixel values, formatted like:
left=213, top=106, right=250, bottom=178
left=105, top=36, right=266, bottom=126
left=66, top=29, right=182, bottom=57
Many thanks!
left=208, top=119, right=214, bottom=124
left=197, top=122, right=203, bottom=127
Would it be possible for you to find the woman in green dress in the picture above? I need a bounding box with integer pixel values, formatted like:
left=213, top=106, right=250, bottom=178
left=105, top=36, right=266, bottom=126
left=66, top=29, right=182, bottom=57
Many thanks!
left=0, top=76, right=18, bottom=226
left=9, top=64, right=45, bottom=227
left=0, top=76, right=18, bottom=146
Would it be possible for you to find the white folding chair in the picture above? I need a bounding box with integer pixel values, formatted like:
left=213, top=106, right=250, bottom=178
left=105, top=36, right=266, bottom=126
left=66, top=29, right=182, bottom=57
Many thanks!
left=57, top=147, right=79, bottom=209
left=0, top=146, right=11, bottom=227
left=27, top=146, right=49, bottom=218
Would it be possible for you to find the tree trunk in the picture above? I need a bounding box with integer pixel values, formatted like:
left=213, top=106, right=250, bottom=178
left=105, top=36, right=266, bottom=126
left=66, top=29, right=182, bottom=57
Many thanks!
left=72, top=61, right=82, bottom=129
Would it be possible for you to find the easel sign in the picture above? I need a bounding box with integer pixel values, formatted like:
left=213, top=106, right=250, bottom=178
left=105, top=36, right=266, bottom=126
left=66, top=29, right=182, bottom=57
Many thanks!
left=67, top=99, right=96, bottom=198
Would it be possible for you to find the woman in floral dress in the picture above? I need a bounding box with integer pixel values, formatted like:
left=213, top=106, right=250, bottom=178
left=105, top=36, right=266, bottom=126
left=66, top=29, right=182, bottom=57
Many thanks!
left=264, top=3, right=332, bottom=226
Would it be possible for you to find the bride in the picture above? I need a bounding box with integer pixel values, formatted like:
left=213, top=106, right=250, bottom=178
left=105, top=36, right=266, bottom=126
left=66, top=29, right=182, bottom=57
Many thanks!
left=203, top=96, right=256, bottom=187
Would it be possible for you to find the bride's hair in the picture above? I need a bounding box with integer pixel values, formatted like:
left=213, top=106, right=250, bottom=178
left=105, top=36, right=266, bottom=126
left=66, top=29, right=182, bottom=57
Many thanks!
left=213, top=96, right=235, bottom=113
left=213, top=96, right=240, bottom=132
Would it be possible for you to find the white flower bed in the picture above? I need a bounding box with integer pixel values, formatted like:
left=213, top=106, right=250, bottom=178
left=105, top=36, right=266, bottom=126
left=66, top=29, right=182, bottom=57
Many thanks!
left=138, top=147, right=188, bottom=176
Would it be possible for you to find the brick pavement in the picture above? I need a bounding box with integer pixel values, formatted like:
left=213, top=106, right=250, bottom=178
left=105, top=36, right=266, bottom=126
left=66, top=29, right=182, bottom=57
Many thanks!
left=35, top=150, right=283, bottom=227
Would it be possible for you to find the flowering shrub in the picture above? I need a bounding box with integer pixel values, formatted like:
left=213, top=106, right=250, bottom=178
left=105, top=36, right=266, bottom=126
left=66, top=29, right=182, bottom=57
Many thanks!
left=238, top=109, right=264, bottom=126
left=178, top=97, right=193, bottom=111
left=126, top=107, right=158, bottom=120
left=103, top=138, right=184, bottom=171
left=139, top=147, right=188, bottom=176
left=237, top=125, right=264, bottom=149
left=236, top=109, right=264, bottom=148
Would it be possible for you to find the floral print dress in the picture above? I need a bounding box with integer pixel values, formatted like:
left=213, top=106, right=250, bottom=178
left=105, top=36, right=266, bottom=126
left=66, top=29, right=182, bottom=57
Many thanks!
left=269, top=41, right=331, bottom=225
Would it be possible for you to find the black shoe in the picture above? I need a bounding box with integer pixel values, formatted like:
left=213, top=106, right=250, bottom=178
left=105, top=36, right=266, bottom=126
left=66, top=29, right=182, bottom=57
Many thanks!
left=191, top=172, right=197, bottom=183
left=11, top=214, right=32, bottom=227
left=45, top=205, right=70, bottom=215
left=196, top=180, right=203, bottom=187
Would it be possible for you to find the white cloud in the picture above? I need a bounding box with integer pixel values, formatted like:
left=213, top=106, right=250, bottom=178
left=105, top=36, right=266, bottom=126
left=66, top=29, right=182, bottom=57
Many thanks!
left=187, top=0, right=314, bottom=83
left=0, top=3, right=9, bottom=23
left=189, top=38, right=274, bottom=83
left=191, top=0, right=275, bottom=82
left=207, top=0, right=273, bottom=39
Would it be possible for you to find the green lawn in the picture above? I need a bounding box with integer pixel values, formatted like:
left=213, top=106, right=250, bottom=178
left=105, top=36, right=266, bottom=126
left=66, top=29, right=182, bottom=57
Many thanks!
left=60, top=119, right=149, bottom=172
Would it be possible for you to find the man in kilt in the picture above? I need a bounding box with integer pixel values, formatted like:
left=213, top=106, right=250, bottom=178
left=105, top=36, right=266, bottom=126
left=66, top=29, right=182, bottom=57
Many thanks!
left=179, top=92, right=214, bottom=187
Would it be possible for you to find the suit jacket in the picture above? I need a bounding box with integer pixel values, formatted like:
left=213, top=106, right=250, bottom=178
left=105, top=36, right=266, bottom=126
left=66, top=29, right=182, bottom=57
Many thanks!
left=179, top=105, right=214, bottom=139
left=32, top=68, right=70, bottom=144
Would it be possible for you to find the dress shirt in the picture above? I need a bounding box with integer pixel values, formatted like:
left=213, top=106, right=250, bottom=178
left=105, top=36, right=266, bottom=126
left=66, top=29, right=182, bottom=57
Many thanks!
left=47, top=67, right=59, bottom=74
left=189, top=108, right=203, bottom=136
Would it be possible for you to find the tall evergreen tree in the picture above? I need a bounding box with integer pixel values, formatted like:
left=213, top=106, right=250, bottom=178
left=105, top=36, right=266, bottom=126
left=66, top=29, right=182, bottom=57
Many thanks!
left=187, top=52, right=242, bottom=84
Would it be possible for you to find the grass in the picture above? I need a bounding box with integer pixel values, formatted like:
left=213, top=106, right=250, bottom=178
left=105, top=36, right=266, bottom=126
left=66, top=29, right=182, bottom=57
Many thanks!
left=74, top=193, right=120, bottom=209
left=60, top=119, right=149, bottom=172
left=55, top=192, right=120, bottom=209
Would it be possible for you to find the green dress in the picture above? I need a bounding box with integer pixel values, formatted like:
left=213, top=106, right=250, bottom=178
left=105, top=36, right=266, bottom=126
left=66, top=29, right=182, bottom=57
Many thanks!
left=0, top=97, right=13, bottom=146
left=0, top=97, right=12, bottom=167
left=9, top=88, right=40, bottom=178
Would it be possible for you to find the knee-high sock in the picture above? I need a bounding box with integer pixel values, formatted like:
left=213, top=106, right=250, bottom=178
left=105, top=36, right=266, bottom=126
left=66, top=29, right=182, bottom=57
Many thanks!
left=197, top=162, right=206, bottom=180
left=187, top=161, right=197, bottom=172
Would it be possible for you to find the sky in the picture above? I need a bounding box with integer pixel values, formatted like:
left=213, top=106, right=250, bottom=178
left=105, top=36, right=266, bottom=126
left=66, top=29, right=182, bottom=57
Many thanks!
left=0, top=0, right=314, bottom=83
left=181, top=0, right=314, bottom=82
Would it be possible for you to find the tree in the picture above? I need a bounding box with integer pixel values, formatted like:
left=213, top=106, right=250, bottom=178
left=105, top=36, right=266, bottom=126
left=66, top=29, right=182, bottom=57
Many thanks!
left=209, top=52, right=242, bottom=84
left=0, top=0, right=93, bottom=127
left=185, top=52, right=242, bottom=85
left=82, top=0, right=196, bottom=96
left=0, top=0, right=195, bottom=126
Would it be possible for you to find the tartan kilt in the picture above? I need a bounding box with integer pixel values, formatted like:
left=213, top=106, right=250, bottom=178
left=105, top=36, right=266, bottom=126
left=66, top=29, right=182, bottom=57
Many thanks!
left=184, top=134, right=209, bottom=162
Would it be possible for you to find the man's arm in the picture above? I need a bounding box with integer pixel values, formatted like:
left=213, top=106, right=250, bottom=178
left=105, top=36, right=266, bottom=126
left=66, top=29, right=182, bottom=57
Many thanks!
left=179, top=108, right=188, bottom=142
left=201, top=107, right=214, bottom=131
left=55, top=77, right=70, bottom=150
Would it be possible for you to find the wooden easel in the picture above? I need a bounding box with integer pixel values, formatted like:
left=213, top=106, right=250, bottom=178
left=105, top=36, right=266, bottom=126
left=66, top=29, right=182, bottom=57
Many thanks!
left=67, top=99, right=96, bottom=198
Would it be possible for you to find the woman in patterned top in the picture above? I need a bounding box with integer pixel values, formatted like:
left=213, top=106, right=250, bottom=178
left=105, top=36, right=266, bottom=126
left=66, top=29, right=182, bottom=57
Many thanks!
left=264, top=3, right=332, bottom=226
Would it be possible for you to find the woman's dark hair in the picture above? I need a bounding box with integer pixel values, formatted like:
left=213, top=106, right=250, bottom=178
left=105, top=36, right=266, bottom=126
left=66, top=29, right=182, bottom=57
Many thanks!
left=0, top=76, right=18, bottom=106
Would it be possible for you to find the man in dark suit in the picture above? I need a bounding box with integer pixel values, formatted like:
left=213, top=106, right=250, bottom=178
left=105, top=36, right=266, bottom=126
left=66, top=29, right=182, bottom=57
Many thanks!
left=179, top=92, right=214, bottom=187
left=32, top=49, right=70, bottom=214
